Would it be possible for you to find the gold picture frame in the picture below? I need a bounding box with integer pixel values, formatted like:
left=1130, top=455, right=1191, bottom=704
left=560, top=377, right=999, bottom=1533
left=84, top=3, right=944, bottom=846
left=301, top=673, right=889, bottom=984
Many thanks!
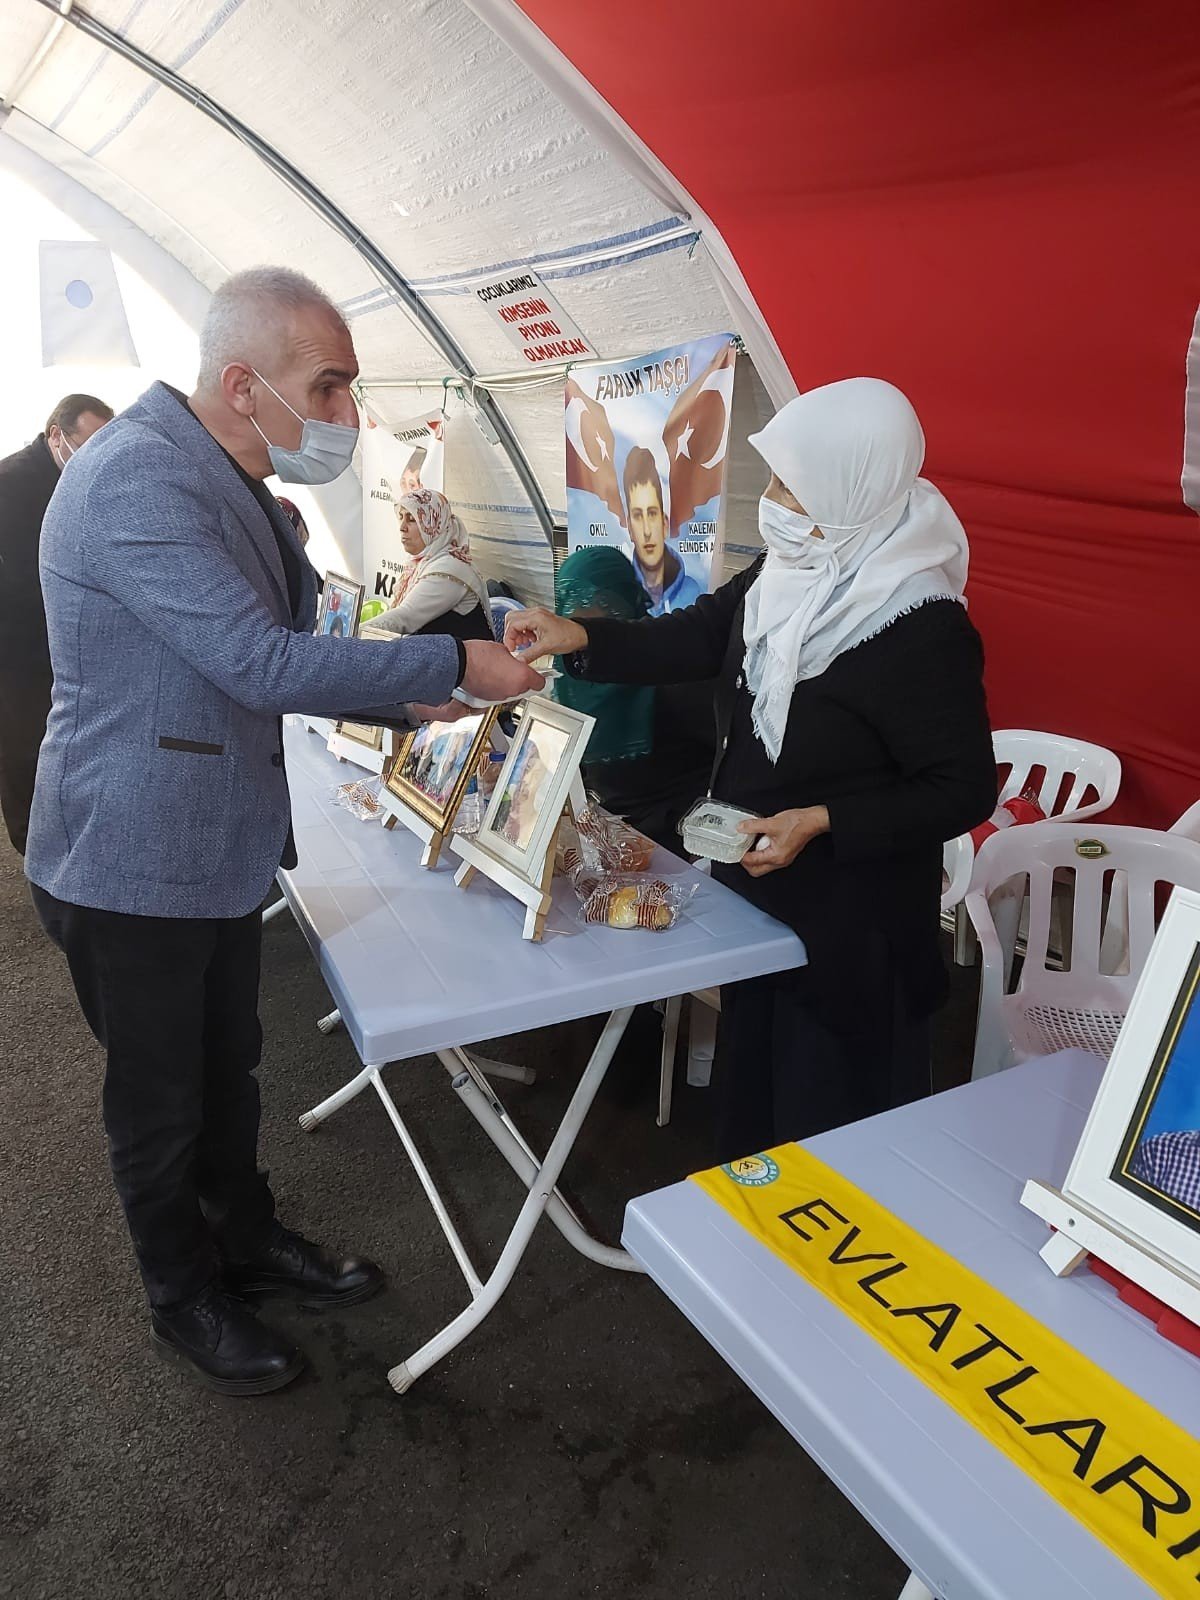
left=335, top=720, right=384, bottom=752
left=381, top=708, right=500, bottom=867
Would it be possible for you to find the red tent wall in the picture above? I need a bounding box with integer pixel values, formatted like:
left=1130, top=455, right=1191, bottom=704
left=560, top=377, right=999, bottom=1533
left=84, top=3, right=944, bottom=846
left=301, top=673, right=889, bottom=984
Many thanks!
left=519, top=0, right=1200, bottom=823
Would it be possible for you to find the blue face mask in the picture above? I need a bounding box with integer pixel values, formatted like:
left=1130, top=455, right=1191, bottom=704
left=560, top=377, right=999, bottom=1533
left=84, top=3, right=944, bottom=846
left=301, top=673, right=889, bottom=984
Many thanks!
left=250, top=368, right=359, bottom=485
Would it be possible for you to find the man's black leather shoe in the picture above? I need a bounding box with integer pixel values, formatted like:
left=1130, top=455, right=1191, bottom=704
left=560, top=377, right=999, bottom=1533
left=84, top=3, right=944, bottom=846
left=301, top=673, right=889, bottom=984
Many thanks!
left=222, top=1223, right=384, bottom=1309
left=150, top=1284, right=305, bottom=1395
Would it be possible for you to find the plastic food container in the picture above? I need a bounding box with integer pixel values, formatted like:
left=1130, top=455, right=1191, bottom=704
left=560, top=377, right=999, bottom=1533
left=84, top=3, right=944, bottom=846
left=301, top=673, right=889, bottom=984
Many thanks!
left=679, top=799, right=761, bottom=863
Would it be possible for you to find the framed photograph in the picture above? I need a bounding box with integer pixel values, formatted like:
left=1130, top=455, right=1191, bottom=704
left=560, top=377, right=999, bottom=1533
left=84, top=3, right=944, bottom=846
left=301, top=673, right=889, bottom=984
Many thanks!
left=451, top=701, right=594, bottom=940
left=385, top=709, right=498, bottom=834
left=335, top=720, right=384, bottom=752
left=1059, top=887, right=1200, bottom=1293
left=315, top=572, right=365, bottom=638
left=477, top=699, right=592, bottom=873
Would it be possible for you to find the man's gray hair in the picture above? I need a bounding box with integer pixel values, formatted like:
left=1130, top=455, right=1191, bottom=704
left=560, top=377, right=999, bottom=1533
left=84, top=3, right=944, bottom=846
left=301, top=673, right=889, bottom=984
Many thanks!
left=196, top=266, right=346, bottom=390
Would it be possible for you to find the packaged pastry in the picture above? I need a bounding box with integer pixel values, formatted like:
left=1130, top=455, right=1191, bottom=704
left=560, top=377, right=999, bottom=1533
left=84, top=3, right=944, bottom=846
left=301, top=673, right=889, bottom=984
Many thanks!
left=574, top=803, right=656, bottom=874
left=579, top=874, right=696, bottom=932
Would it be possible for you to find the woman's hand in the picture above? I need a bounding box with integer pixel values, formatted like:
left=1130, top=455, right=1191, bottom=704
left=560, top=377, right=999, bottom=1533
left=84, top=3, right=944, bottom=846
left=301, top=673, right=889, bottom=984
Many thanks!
left=738, top=806, right=831, bottom=877
left=504, top=607, right=589, bottom=660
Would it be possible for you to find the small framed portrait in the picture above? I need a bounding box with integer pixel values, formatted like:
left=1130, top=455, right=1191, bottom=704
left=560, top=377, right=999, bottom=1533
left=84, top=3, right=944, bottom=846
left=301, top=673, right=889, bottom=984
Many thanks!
left=315, top=572, right=365, bottom=638
left=476, top=699, right=592, bottom=872
left=385, top=709, right=499, bottom=834
left=451, top=700, right=594, bottom=940
left=335, top=721, right=384, bottom=752
left=1062, top=887, right=1200, bottom=1292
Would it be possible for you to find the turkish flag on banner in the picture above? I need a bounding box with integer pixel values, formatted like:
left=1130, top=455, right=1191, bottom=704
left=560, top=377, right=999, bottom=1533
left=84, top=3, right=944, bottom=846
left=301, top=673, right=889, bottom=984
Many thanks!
left=564, top=377, right=624, bottom=524
left=662, top=341, right=736, bottom=537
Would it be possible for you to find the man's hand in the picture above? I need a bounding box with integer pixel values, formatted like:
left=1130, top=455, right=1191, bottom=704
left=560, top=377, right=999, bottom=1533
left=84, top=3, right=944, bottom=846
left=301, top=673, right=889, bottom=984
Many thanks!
left=739, top=806, right=831, bottom=877
left=410, top=700, right=473, bottom=724
left=503, top=607, right=589, bottom=660
left=460, top=639, right=545, bottom=704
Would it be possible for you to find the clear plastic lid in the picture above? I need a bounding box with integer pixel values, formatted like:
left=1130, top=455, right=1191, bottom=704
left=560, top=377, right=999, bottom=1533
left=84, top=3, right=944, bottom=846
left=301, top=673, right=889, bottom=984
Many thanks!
left=679, top=798, right=761, bottom=863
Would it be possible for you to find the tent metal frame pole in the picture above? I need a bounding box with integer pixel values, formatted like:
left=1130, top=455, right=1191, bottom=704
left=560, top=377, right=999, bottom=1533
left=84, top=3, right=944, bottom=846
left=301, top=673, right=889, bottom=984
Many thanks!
left=30, top=0, right=555, bottom=547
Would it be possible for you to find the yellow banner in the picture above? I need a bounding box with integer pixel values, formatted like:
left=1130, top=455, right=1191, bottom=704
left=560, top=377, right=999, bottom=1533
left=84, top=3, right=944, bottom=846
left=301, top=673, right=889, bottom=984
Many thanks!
left=692, top=1147, right=1200, bottom=1596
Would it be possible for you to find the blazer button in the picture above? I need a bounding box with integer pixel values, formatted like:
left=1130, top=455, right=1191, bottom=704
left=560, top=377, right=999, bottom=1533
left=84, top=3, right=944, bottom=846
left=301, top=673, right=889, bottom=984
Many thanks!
left=271, top=752, right=283, bottom=768
left=735, top=674, right=744, bottom=690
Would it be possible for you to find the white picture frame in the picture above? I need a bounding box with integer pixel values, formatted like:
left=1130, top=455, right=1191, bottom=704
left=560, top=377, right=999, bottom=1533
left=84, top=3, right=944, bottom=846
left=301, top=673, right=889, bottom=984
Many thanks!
left=1022, top=887, right=1200, bottom=1319
left=450, top=700, right=594, bottom=941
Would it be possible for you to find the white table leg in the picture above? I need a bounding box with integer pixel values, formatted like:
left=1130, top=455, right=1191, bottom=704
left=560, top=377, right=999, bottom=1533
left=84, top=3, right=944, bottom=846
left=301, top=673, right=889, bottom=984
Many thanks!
left=298, top=1061, right=375, bottom=1131
left=316, top=1008, right=343, bottom=1035
left=443, top=1046, right=640, bottom=1273
left=658, top=994, right=683, bottom=1127
left=389, top=1006, right=635, bottom=1393
left=469, top=1051, right=537, bottom=1087
left=687, top=994, right=718, bottom=1088
left=261, top=896, right=291, bottom=925
left=369, top=1069, right=483, bottom=1297
left=898, top=1574, right=936, bottom=1600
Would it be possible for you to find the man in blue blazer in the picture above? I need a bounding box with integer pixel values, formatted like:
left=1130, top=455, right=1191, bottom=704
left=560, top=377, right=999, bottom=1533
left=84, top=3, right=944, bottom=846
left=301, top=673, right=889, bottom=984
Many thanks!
left=26, top=267, right=541, bottom=1395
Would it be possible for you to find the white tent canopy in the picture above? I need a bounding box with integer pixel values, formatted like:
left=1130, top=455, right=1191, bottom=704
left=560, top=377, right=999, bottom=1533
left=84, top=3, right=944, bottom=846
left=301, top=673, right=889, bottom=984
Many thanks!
left=0, top=0, right=786, bottom=602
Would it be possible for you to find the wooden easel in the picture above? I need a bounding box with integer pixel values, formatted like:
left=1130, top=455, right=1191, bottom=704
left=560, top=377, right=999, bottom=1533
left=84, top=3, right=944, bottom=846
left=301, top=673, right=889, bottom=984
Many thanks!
left=380, top=794, right=450, bottom=869
left=451, top=776, right=587, bottom=942
left=1021, top=1179, right=1200, bottom=1328
left=327, top=725, right=392, bottom=776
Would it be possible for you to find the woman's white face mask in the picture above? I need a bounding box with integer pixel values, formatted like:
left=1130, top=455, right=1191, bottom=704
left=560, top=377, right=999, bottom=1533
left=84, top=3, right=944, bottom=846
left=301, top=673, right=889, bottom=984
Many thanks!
left=758, top=495, right=824, bottom=557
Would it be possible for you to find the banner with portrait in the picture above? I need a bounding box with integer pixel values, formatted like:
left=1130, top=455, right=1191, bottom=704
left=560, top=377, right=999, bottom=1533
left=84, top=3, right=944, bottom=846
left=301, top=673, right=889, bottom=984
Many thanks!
left=360, top=405, right=445, bottom=625
left=565, top=334, right=737, bottom=615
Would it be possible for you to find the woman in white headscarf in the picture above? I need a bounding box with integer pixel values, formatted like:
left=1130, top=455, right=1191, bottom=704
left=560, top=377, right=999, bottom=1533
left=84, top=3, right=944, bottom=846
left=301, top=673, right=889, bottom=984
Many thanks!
left=506, top=378, right=995, bottom=1157
left=363, top=486, right=495, bottom=643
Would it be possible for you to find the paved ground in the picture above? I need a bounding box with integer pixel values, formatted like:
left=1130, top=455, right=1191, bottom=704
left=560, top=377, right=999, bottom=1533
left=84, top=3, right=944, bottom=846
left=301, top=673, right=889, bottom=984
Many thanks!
left=0, top=835, right=979, bottom=1600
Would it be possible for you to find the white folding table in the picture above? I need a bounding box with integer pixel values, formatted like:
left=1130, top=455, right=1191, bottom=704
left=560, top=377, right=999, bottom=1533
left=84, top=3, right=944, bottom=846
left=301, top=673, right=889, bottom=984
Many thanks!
left=277, top=719, right=805, bottom=1392
left=622, top=1051, right=1200, bottom=1600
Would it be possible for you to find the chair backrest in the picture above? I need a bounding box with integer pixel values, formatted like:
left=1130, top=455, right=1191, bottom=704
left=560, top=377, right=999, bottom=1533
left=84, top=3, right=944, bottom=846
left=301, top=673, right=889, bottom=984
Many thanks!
left=969, top=821, right=1200, bottom=1003
left=1171, top=798, right=1200, bottom=841
left=992, top=729, right=1121, bottom=822
left=489, top=596, right=522, bottom=641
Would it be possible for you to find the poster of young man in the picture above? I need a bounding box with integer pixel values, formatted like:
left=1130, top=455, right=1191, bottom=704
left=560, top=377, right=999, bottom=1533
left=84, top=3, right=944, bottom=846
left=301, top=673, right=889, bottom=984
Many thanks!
left=565, top=335, right=736, bottom=615
left=360, top=405, right=445, bottom=624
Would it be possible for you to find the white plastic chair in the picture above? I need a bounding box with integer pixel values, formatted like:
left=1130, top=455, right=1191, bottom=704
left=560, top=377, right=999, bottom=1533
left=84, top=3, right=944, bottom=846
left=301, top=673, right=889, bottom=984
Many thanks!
left=941, top=833, right=973, bottom=912
left=992, top=729, right=1121, bottom=820
left=966, top=822, right=1200, bottom=1079
left=974, top=729, right=1123, bottom=975
left=1100, top=797, right=1200, bottom=974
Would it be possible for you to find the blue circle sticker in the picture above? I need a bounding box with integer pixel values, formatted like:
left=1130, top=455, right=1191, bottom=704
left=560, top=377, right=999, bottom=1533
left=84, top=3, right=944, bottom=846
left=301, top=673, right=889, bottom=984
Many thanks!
left=722, top=1153, right=780, bottom=1187
left=65, top=279, right=94, bottom=309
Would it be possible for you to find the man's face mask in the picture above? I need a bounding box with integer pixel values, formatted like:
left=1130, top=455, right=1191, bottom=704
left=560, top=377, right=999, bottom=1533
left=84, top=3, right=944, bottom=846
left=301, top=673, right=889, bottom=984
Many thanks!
left=249, top=368, right=358, bottom=485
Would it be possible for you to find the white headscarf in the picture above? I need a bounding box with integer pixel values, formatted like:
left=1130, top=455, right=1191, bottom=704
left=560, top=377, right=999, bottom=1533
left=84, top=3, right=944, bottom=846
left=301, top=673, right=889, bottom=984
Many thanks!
left=742, top=377, right=968, bottom=761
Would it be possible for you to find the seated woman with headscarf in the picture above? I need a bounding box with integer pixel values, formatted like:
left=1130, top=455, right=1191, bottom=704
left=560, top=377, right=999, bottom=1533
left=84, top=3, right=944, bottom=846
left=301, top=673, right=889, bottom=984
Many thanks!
left=506, top=379, right=995, bottom=1159
left=554, top=546, right=714, bottom=850
left=364, top=487, right=494, bottom=643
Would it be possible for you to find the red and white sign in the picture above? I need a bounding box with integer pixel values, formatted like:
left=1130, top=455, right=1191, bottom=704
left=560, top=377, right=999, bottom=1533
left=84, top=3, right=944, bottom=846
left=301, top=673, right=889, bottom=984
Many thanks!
left=475, top=270, right=595, bottom=367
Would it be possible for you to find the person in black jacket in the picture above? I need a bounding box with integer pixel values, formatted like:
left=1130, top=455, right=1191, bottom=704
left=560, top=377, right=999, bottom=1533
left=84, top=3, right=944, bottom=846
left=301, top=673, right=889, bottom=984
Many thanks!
left=553, top=545, right=714, bottom=849
left=0, top=393, right=113, bottom=853
left=506, top=378, right=995, bottom=1158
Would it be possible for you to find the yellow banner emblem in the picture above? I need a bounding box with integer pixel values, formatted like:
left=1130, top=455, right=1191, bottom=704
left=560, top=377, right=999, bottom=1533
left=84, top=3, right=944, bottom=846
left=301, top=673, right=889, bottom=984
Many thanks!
left=692, top=1147, right=1200, bottom=1595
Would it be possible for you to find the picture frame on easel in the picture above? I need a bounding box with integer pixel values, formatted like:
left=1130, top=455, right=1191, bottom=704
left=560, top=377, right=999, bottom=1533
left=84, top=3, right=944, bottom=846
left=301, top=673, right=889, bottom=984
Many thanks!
left=379, top=707, right=500, bottom=869
left=314, top=571, right=365, bottom=638
left=450, top=699, right=594, bottom=941
left=327, top=719, right=390, bottom=776
left=1022, top=886, right=1200, bottom=1330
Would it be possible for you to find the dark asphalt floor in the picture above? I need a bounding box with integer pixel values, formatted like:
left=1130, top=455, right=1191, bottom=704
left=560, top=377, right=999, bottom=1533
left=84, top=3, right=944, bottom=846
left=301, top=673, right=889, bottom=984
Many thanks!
left=0, top=835, right=980, bottom=1600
